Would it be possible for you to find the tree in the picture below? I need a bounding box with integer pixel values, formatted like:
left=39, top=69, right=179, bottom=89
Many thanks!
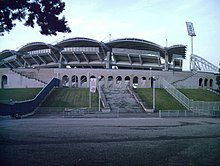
left=0, top=0, right=71, bottom=35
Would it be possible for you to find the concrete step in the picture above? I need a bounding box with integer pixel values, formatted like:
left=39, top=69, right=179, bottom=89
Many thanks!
left=103, top=87, right=143, bottom=113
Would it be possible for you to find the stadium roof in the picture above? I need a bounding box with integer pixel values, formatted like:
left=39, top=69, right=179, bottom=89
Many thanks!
left=19, top=42, right=59, bottom=52
left=0, top=37, right=187, bottom=70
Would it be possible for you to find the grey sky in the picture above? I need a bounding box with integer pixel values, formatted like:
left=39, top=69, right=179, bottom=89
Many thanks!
left=0, top=0, right=220, bottom=70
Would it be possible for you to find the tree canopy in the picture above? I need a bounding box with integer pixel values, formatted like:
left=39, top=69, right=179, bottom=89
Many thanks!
left=0, top=0, right=71, bottom=35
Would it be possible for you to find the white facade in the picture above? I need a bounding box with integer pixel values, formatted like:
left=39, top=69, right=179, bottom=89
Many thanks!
left=0, top=68, right=217, bottom=89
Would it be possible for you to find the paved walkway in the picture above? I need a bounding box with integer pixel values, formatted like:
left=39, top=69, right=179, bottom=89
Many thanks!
left=1, top=117, right=220, bottom=165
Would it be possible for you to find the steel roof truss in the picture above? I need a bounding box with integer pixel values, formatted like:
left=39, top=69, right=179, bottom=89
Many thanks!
left=7, top=61, right=15, bottom=68
left=21, top=57, right=31, bottom=66
left=30, top=55, right=40, bottom=65
left=72, top=52, right=80, bottom=62
left=82, top=52, right=89, bottom=63
left=3, top=62, right=10, bottom=68
left=139, top=55, right=143, bottom=65
left=37, top=54, right=47, bottom=64
left=60, top=53, right=68, bottom=63
left=127, top=54, right=132, bottom=65
left=112, top=53, right=117, bottom=63
left=51, top=51, right=58, bottom=62
left=96, top=52, right=102, bottom=61
left=47, top=53, right=56, bottom=63
left=15, top=59, right=23, bottom=67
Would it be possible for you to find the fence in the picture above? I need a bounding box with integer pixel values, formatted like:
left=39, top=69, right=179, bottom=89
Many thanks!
left=161, top=78, right=220, bottom=116
left=0, top=78, right=60, bottom=117
left=159, top=110, right=220, bottom=118
left=33, top=107, right=159, bottom=118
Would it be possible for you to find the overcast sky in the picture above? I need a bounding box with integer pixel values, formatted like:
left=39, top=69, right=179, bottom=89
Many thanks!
left=0, top=0, right=220, bottom=70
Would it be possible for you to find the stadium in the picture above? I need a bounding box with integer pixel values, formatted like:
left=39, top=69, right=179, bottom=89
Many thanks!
left=0, top=37, right=217, bottom=89
left=0, top=37, right=219, bottom=117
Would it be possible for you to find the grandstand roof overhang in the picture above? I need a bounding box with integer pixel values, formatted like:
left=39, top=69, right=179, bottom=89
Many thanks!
left=19, top=42, right=59, bottom=52
left=0, top=49, right=22, bottom=60
left=166, top=45, right=187, bottom=62
left=55, top=37, right=104, bottom=48
left=107, top=38, right=166, bottom=57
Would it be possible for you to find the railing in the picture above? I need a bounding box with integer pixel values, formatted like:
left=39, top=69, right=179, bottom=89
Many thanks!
left=127, top=86, right=152, bottom=112
left=161, top=78, right=220, bottom=116
left=97, top=85, right=111, bottom=112
left=159, top=110, right=220, bottom=117
left=0, top=78, right=60, bottom=117
left=161, top=78, right=191, bottom=110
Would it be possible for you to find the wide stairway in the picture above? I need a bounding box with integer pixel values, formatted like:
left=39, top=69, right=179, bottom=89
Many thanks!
left=103, top=87, right=143, bottom=113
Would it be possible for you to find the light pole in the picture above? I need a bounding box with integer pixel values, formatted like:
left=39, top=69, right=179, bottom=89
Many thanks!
left=98, top=76, right=101, bottom=112
left=186, top=22, right=196, bottom=71
left=150, top=67, right=152, bottom=88
left=152, top=76, right=156, bottom=111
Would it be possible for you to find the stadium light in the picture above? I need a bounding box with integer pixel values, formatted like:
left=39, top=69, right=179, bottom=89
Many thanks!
left=186, top=22, right=196, bottom=71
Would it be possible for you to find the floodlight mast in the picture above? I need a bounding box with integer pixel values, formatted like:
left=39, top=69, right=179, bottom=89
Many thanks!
left=186, top=22, right=196, bottom=71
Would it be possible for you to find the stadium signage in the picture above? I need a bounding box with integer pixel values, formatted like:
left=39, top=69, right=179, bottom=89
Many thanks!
left=90, top=78, right=96, bottom=93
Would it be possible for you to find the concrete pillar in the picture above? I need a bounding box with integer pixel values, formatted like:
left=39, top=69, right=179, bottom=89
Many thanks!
left=104, top=76, right=108, bottom=88
left=130, top=75, right=133, bottom=87
left=79, top=75, right=82, bottom=88
left=68, top=75, right=71, bottom=87
left=138, top=76, right=141, bottom=88
left=106, top=52, right=110, bottom=69
left=165, top=53, right=169, bottom=71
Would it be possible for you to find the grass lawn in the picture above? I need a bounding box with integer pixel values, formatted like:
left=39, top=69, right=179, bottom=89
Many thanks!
left=0, top=88, right=42, bottom=103
left=179, top=89, right=220, bottom=102
left=134, top=88, right=185, bottom=110
left=41, top=88, right=99, bottom=108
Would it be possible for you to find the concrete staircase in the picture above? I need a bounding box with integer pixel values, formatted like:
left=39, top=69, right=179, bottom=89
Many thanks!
left=103, top=87, right=143, bottom=113
left=11, top=69, right=47, bottom=85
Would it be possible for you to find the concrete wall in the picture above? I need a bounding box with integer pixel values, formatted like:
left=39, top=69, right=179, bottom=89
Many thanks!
left=0, top=68, right=45, bottom=88
left=0, top=68, right=218, bottom=89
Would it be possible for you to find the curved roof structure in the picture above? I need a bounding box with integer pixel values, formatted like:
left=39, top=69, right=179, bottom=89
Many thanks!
left=107, top=38, right=165, bottom=56
left=56, top=37, right=101, bottom=47
left=19, top=42, right=58, bottom=52
left=0, top=50, right=18, bottom=60
left=166, top=45, right=187, bottom=62
left=0, top=37, right=187, bottom=70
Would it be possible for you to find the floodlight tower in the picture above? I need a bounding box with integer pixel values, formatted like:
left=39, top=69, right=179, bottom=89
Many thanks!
left=186, top=22, right=196, bottom=71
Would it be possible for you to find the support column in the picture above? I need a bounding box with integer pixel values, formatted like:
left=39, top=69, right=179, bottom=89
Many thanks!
left=105, top=51, right=110, bottom=69
left=164, top=53, right=169, bottom=71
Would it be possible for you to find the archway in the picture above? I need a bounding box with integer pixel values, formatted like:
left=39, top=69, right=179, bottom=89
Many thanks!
left=141, top=76, right=146, bottom=88
left=133, top=76, right=138, bottom=88
left=150, top=77, right=154, bottom=88
left=81, top=75, right=87, bottom=87
left=209, top=79, right=213, bottom=87
left=1, top=75, right=8, bottom=88
left=108, top=76, right=113, bottom=88
left=62, top=75, right=69, bottom=87
left=99, top=75, right=105, bottom=86
left=71, top=75, right=78, bottom=88
left=204, top=78, right=208, bottom=86
left=125, top=76, right=130, bottom=86
left=199, top=78, right=203, bottom=87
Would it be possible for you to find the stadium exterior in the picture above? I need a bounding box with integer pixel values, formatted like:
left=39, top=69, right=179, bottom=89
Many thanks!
left=0, top=37, right=218, bottom=90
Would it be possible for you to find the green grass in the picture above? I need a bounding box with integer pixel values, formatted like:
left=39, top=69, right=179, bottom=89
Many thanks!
left=134, top=88, right=185, bottom=110
left=0, top=88, right=42, bottom=103
left=41, top=88, right=99, bottom=108
left=179, top=89, right=220, bottom=102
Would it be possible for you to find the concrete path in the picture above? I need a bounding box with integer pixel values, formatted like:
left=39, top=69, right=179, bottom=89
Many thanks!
left=1, top=117, right=220, bottom=166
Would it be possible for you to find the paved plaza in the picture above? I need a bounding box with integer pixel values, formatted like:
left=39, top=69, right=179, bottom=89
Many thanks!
left=0, top=116, right=220, bottom=166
